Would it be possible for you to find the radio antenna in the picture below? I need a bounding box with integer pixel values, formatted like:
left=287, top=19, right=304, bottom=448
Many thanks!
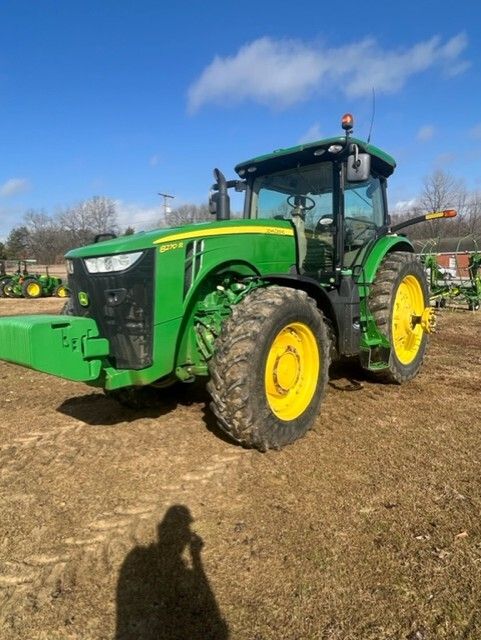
left=367, top=88, right=376, bottom=143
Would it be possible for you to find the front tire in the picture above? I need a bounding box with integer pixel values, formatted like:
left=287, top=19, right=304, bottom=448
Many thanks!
left=4, top=281, right=19, bottom=298
left=207, top=286, right=330, bottom=451
left=0, top=278, right=11, bottom=298
left=54, top=284, right=69, bottom=298
left=368, top=252, right=429, bottom=383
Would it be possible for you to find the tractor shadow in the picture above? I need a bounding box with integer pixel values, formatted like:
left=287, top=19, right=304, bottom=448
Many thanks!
left=56, top=382, right=234, bottom=444
left=327, top=358, right=373, bottom=392
left=57, top=360, right=374, bottom=442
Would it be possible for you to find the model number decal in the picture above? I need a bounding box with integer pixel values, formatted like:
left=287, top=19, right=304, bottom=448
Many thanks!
left=159, top=241, right=184, bottom=253
left=264, top=228, right=292, bottom=235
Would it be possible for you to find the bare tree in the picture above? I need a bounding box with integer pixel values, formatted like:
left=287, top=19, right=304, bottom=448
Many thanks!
left=165, top=204, right=212, bottom=227
left=464, top=191, right=481, bottom=236
left=419, top=170, right=466, bottom=239
left=84, top=196, right=118, bottom=234
left=22, top=210, right=65, bottom=263
left=57, top=196, right=119, bottom=247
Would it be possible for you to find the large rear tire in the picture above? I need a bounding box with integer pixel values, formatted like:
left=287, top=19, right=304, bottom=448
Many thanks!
left=368, top=251, right=429, bottom=383
left=207, top=286, right=330, bottom=451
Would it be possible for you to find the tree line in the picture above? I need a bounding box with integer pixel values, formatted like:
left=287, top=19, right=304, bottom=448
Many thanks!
left=1, top=170, right=480, bottom=264
left=0, top=196, right=123, bottom=264
left=391, top=169, right=481, bottom=240
left=0, top=198, right=217, bottom=264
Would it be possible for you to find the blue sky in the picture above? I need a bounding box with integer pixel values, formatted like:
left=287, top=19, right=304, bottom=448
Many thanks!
left=1, top=0, right=480, bottom=240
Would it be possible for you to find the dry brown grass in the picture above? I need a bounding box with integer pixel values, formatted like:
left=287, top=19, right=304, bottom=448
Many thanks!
left=0, top=299, right=480, bottom=639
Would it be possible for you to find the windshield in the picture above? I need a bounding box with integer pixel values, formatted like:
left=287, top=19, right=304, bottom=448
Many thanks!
left=251, top=163, right=335, bottom=275
left=252, top=163, right=333, bottom=226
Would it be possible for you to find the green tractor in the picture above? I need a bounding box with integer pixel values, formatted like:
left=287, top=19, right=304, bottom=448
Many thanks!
left=0, top=260, right=36, bottom=298
left=0, top=115, right=455, bottom=450
left=1, top=262, right=69, bottom=299
left=30, top=267, right=69, bottom=299
left=0, top=260, right=10, bottom=297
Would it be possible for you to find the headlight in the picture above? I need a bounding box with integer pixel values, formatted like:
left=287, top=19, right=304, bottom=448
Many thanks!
left=84, top=251, right=143, bottom=274
left=66, top=259, right=74, bottom=274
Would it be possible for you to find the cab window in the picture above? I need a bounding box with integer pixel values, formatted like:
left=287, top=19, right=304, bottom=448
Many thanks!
left=344, top=177, right=384, bottom=251
left=252, top=163, right=335, bottom=274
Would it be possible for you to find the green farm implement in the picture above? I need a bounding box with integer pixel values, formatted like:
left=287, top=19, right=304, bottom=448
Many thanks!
left=421, top=238, right=481, bottom=311
left=0, top=115, right=457, bottom=450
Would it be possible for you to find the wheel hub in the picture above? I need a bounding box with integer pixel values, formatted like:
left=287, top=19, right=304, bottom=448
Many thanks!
left=26, top=282, right=41, bottom=297
left=264, top=322, right=320, bottom=421
left=392, top=275, right=424, bottom=365
left=272, top=346, right=300, bottom=395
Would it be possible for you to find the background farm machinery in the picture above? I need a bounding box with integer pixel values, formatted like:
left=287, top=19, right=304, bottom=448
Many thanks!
left=419, top=237, right=481, bottom=311
left=0, top=260, right=69, bottom=299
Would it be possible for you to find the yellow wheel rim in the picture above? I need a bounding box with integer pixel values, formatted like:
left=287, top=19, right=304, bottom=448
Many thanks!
left=57, top=286, right=68, bottom=298
left=264, top=322, right=319, bottom=421
left=27, top=282, right=41, bottom=297
left=392, top=275, right=424, bottom=365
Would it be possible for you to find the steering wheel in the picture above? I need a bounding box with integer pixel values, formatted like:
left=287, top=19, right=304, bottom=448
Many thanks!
left=287, top=195, right=316, bottom=213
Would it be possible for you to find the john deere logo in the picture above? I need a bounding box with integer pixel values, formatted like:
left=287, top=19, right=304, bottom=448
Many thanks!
left=78, top=291, right=89, bottom=307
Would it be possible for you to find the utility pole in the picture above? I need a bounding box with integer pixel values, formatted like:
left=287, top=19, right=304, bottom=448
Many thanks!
left=158, top=192, right=175, bottom=220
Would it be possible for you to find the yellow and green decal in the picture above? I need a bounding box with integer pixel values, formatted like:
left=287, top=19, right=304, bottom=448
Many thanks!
left=154, top=225, right=294, bottom=249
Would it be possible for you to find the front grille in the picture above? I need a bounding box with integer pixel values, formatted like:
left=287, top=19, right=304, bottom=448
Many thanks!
left=67, top=249, right=155, bottom=369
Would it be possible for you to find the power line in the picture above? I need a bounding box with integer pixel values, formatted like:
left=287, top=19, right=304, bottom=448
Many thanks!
left=158, top=192, right=175, bottom=218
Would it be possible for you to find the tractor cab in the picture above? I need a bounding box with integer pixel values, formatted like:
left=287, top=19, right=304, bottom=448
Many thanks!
left=234, top=114, right=396, bottom=282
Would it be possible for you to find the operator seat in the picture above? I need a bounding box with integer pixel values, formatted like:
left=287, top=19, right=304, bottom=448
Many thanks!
left=303, top=216, right=334, bottom=273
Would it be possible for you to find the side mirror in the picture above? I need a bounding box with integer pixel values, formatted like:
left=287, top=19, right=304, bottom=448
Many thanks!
left=347, top=152, right=371, bottom=182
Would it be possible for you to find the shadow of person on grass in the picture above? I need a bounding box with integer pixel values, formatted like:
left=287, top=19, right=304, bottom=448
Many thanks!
left=115, top=505, right=229, bottom=640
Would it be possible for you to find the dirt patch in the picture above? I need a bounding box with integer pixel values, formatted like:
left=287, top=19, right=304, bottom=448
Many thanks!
left=0, top=299, right=480, bottom=639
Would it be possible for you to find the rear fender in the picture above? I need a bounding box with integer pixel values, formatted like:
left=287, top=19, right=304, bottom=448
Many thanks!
left=357, top=236, right=414, bottom=296
left=261, top=274, right=339, bottom=353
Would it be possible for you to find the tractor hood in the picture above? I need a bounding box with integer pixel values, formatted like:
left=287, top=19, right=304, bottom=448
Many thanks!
left=66, top=218, right=294, bottom=258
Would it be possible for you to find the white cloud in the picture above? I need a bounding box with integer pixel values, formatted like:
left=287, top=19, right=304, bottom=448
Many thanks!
left=115, top=200, right=164, bottom=231
left=149, top=154, right=160, bottom=167
left=435, top=152, right=455, bottom=166
left=298, top=123, right=323, bottom=144
left=393, top=198, right=418, bottom=211
left=188, top=33, right=469, bottom=112
left=417, top=125, right=435, bottom=141
left=0, top=177, right=31, bottom=197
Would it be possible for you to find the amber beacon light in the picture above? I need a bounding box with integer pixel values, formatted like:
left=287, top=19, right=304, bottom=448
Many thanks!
left=341, top=113, right=353, bottom=131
